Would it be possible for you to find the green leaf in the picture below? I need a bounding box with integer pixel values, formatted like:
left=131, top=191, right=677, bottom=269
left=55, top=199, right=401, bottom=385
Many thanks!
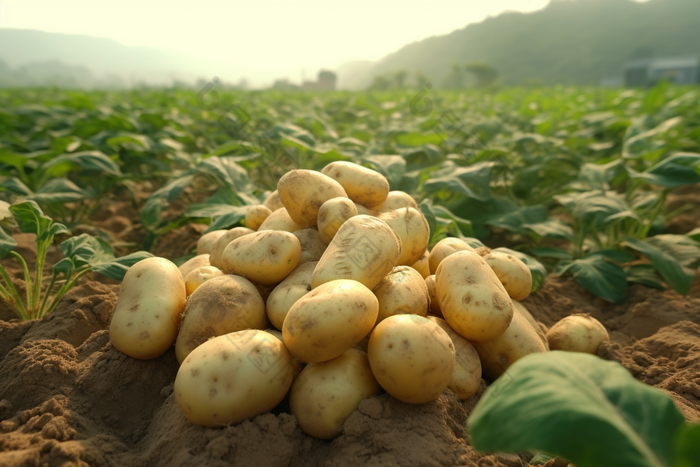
left=530, top=248, right=574, bottom=260
left=674, top=423, right=700, bottom=467
left=492, top=247, right=547, bottom=292
left=628, top=153, right=700, bottom=188
left=486, top=205, right=548, bottom=233
left=184, top=204, right=248, bottom=233
left=556, top=254, right=627, bottom=303
left=2, top=177, right=34, bottom=196
left=59, top=233, right=153, bottom=280
left=625, top=264, right=665, bottom=291
left=43, top=151, right=122, bottom=176
left=423, top=161, right=494, bottom=202
left=0, top=227, right=17, bottom=258
left=625, top=235, right=700, bottom=295
left=90, top=250, right=154, bottom=281
left=31, top=178, right=88, bottom=203
left=467, top=352, right=686, bottom=467
left=363, top=155, right=406, bottom=190
left=9, top=201, right=52, bottom=236
left=688, top=228, right=700, bottom=242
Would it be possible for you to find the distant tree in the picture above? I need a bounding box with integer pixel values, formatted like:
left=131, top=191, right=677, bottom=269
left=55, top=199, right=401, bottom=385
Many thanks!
left=393, top=70, right=408, bottom=89
left=464, top=63, right=498, bottom=87
left=369, top=74, right=393, bottom=90
left=414, top=71, right=431, bottom=88
left=441, top=64, right=467, bottom=89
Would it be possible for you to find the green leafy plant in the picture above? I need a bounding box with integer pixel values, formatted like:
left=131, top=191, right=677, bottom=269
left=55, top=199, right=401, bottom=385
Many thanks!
left=467, top=351, right=699, bottom=467
left=0, top=201, right=151, bottom=320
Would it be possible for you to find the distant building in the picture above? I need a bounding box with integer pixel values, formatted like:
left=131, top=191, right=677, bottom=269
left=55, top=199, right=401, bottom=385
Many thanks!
left=624, top=57, right=699, bottom=87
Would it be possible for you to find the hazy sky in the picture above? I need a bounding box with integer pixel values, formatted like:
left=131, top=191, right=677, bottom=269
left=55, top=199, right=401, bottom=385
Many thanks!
left=0, top=0, right=554, bottom=85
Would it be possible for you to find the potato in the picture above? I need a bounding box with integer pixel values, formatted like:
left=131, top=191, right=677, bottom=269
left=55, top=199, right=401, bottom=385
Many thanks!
left=245, top=204, right=272, bottom=230
left=174, top=330, right=294, bottom=426
left=293, top=229, right=327, bottom=265
left=546, top=314, right=610, bottom=354
left=317, top=197, right=358, bottom=244
left=378, top=208, right=429, bottom=266
left=482, top=250, right=533, bottom=300
left=368, top=315, right=454, bottom=404
left=179, top=254, right=210, bottom=279
left=282, top=279, right=378, bottom=363
left=290, top=348, right=382, bottom=439
left=197, top=230, right=228, bottom=255
left=175, top=274, right=269, bottom=363
left=209, top=227, right=255, bottom=270
left=472, top=304, right=547, bottom=380
left=354, top=202, right=372, bottom=216
left=373, top=190, right=418, bottom=214
left=425, top=275, right=442, bottom=317
left=265, top=329, right=304, bottom=379
left=427, top=317, right=482, bottom=399
left=513, top=300, right=549, bottom=350
left=222, top=230, right=301, bottom=286
left=311, top=215, right=401, bottom=290
left=263, top=190, right=284, bottom=211
left=410, top=249, right=430, bottom=279
left=257, top=207, right=304, bottom=233
left=321, top=161, right=390, bottom=208
left=435, top=250, right=513, bottom=341
left=277, top=169, right=348, bottom=227
left=109, top=257, right=186, bottom=359
left=428, top=237, right=475, bottom=274
left=266, top=261, right=316, bottom=330
left=373, top=266, right=429, bottom=326
left=184, top=265, right=224, bottom=296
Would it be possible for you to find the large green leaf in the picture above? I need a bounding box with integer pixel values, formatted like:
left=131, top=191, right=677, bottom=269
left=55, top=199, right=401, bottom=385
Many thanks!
left=0, top=227, right=17, bottom=258
left=556, top=253, right=627, bottom=303
left=674, top=423, right=700, bottom=467
left=59, top=233, right=153, bottom=280
left=628, top=153, right=700, bottom=188
left=467, top=352, right=686, bottom=467
left=43, top=151, right=122, bottom=176
left=9, top=201, right=53, bottom=236
left=423, top=161, right=494, bottom=201
left=625, top=235, right=700, bottom=295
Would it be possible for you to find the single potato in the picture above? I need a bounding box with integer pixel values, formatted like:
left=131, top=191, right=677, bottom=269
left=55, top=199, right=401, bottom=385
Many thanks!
left=429, top=237, right=475, bottom=274
left=209, top=227, right=255, bottom=270
left=373, top=266, right=429, bottom=326
left=245, top=204, right=272, bottom=230
left=175, top=275, right=269, bottom=363
left=512, top=300, right=549, bottom=350
left=263, top=190, right=284, bottom=211
left=435, top=250, right=514, bottom=341
left=425, top=275, right=442, bottom=317
left=378, top=207, right=430, bottom=266
left=197, top=230, right=228, bottom=255
left=317, top=197, right=358, bottom=244
left=311, top=215, right=401, bottom=290
left=266, top=261, right=316, bottom=330
left=472, top=305, right=548, bottom=380
left=373, top=191, right=418, bottom=214
left=222, top=230, right=301, bottom=286
left=546, top=314, right=610, bottom=354
left=179, top=254, right=210, bottom=279
left=293, top=229, right=327, bottom=265
left=277, top=169, right=348, bottom=227
left=482, top=250, right=533, bottom=301
left=321, top=161, right=390, bottom=208
left=427, top=317, right=482, bottom=399
left=184, top=265, right=224, bottom=296
left=174, top=330, right=294, bottom=426
left=282, top=279, right=378, bottom=363
left=290, top=348, right=382, bottom=439
left=257, top=207, right=304, bottom=232
left=368, top=314, right=455, bottom=404
left=110, top=257, right=186, bottom=359
left=410, top=250, right=430, bottom=279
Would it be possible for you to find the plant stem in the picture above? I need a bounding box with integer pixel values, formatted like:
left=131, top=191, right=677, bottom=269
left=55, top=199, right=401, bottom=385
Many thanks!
left=9, top=251, right=33, bottom=313
left=32, top=241, right=47, bottom=318
left=41, top=268, right=89, bottom=319
left=0, top=265, right=28, bottom=320
left=38, top=272, right=58, bottom=319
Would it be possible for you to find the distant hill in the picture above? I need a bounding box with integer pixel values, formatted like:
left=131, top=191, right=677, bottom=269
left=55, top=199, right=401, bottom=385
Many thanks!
left=340, top=0, right=700, bottom=88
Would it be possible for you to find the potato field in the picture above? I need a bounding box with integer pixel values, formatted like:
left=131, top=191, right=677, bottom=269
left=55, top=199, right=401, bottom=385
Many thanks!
left=0, top=84, right=699, bottom=467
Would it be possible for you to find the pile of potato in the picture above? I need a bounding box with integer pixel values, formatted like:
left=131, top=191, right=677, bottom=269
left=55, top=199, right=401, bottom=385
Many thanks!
left=108, top=161, right=610, bottom=439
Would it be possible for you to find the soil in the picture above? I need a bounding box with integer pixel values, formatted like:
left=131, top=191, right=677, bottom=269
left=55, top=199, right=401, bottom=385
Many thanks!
left=1, top=205, right=699, bottom=467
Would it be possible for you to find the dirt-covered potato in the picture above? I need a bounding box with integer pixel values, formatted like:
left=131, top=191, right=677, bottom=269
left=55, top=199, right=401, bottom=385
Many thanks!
left=277, top=169, right=348, bottom=227
left=209, top=227, right=255, bottom=270
left=410, top=249, right=430, bottom=279
left=435, top=250, right=513, bottom=341
left=428, top=237, right=475, bottom=274
left=425, top=274, right=442, bottom=317
left=512, top=300, right=549, bottom=350
left=373, top=266, right=429, bottom=326
left=245, top=205, right=272, bottom=230
left=174, top=330, right=294, bottom=426
left=546, top=314, right=610, bottom=354
left=373, top=191, right=418, bottom=214
left=368, top=315, right=454, bottom=404
left=222, top=230, right=301, bottom=286
left=257, top=207, right=304, bottom=232
left=266, top=261, right=316, bottom=330
left=282, top=279, right=378, bottom=363
left=175, top=275, right=269, bottom=363
left=184, top=265, right=224, bottom=296
left=290, top=348, right=382, bottom=439
left=472, top=305, right=548, bottom=380
left=321, top=161, right=390, bottom=209
left=317, top=197, right=358, bottom=244
left=427, top=317, right=482, bottom=399
left=311, top=215, right=402, bottom=290
left=179, top=254, right=210, bottom=279
left=265, top=329, right=305, bottom=379
left=262, top=190, right=284, bottom=211
left=293, top=229, right=327, bottom=265
left=110, top=257, right=186, bottom=359
left=482, top=250, right=532, bottom=301
left=378, top=208, right=430, bottom=266
left=196, top=230, right=228, bottom=255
